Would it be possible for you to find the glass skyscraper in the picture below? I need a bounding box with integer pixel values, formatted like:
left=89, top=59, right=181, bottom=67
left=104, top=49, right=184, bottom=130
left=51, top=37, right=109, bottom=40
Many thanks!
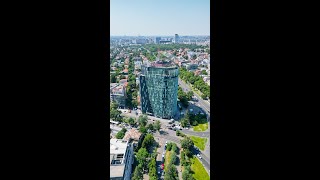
left=139, top=60, right=179, bottom=119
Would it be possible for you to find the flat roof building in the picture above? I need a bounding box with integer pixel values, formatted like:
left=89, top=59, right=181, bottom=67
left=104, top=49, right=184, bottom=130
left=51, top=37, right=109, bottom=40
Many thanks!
left=110, top=139, right=134, bottom=180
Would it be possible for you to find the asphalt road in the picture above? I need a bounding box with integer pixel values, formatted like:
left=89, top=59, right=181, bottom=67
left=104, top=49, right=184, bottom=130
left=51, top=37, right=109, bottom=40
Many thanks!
left=178, top=78, right=210, bottom=116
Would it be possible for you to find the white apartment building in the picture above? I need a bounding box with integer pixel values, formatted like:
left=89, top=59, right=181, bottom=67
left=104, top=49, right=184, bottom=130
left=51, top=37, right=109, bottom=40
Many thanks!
left=110, top=139, right=134, bottom=180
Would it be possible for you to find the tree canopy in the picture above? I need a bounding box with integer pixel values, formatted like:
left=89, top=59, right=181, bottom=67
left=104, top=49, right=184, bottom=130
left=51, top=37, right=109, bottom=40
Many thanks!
left=138, top=115, right=148, bottom=126
left=136, top=148, right=149, bottom=171
left=154, top=120, right=161, bottom=132
left=181, top=137, right=194, bottom=150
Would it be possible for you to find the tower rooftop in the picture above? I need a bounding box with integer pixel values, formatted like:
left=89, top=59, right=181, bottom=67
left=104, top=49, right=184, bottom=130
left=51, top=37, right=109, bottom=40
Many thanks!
left=151, top=60, right=176, bottom=68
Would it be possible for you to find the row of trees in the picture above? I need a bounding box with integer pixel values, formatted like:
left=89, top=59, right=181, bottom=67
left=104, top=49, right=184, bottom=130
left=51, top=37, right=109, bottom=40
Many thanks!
left=164, top=143, right=179, bottom=180
left=180, top=137, right=195, bottom=180
left=132, top=133, right=158, bottom=179
left=125, top=57, right=138, bottom=108
left=179, top=67, right=210, bottom=99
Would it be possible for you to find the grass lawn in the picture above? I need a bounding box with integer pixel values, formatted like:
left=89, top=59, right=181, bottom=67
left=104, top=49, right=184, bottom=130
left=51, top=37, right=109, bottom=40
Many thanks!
left=190, top=136, right=207, bottom=151
left=193, top=122, right=208, bottom=132
left=190, top=156, right=210, bottom=180
left=164, top=151, right=171, bottom=171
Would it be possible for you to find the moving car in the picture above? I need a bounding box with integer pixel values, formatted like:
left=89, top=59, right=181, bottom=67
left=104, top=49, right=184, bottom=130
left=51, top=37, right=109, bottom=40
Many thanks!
left=197, top=154, right=202, bottom=159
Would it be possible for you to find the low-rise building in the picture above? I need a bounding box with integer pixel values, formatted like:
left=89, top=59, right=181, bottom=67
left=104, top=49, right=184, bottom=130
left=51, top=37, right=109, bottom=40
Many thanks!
left=110, top=139, right=134, bottom=180
left=123, top=128, right=143, bottom=145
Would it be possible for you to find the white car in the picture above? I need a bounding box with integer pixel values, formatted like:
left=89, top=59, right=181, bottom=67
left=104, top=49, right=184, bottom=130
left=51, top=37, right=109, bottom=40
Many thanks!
left=185, top=127, right=189, bottom=130
left=197, top=154, right=202, bottom=159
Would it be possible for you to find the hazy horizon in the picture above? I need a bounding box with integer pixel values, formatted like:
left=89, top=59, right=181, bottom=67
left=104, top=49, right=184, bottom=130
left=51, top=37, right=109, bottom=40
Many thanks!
left=110, top=0, right=210, bottom=36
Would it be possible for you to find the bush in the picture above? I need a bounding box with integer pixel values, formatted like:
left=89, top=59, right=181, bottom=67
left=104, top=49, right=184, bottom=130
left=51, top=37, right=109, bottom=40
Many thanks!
left=176, top=130, right=180, bottom=136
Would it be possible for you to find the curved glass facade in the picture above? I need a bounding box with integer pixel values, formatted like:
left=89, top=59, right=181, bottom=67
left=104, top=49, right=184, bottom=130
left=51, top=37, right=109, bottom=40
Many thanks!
left=140, top=64, right=179, bottom=119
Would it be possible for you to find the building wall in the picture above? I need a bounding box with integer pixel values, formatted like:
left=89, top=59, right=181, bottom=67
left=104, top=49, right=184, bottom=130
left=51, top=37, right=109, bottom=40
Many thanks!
left=140, top=65, right=179, bottom=119
left=123, top=143, right=134, bottom=180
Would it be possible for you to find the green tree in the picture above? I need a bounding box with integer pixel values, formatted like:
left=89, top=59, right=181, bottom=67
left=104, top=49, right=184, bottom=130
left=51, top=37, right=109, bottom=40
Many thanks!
left=192, top=120, right=198, bottom=126
left=121, top=128, right=127, bottom=133
left=139, top=126, right=147, bottom=134
left=148, top=157, right=157, bottom=179
left=184, top=148, right=192, bottom=157
left=138, top=115, right=148, bottom=126
left=147, top=123, right=154, bottom=131
left=171, top=143, right=178, bottom=154
left=110, top=108, right=122, bottom=122
left=132, top=99, right=138, bottom=108
left=166, top=143, right=172, bottom=151
left=164, top=163, right=179, bottom=180
left=169, top=151, right=177, bottom=165
left=182, top=166, right=194, bottom=180
left=186, top=91, right=194, bottom=100
left=176, top=130, right=181, bottom=136
left=115, top=131, right=125, bottom=139
left=128, top=117, right=135, bottom=126
left=201, top=93, right=207, bottom=99
left=154, top=120, right=161, bottom=132
left=180, top=151, right=186, bottom=166
left=110, top=102, right=119, bottom=110
left=142, top=133, right=155, bottom=150
left=180, top=116, right=189, bottom=128
left=136, top=148, right=149, bottom=171
left=180, top=137, right=194, bottom=150
left=132, top=164, right=143, bottom=180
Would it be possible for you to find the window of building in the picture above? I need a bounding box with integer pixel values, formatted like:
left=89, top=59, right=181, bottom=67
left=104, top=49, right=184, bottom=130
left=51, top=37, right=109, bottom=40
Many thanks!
left=117, top=154, right=124, bottom=159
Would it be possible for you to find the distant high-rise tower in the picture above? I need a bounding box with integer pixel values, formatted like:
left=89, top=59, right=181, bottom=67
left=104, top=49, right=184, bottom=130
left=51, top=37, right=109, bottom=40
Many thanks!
left=174, top=34, right=179, bottom=43
left=139, top=60, right=179, bottom=119
left=154, top=37, right=161, bottom=44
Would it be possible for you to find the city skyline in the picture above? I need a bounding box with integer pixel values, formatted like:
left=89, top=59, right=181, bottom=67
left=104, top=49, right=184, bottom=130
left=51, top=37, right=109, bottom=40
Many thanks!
left=110, top=0, right=210, bottom=36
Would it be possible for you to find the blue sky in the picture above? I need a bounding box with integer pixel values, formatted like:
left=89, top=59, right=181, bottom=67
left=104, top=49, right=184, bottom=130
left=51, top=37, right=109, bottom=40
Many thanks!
left=110, top=0, right=210, bottom=36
